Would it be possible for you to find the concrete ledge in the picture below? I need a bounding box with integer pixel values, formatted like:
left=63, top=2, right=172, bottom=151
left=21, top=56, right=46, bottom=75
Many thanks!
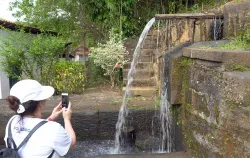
left=183, top=47, right=250, bottom=70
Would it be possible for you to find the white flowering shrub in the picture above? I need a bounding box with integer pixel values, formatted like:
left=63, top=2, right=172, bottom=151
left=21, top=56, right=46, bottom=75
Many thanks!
left=90, top=30, right=128, bottom=88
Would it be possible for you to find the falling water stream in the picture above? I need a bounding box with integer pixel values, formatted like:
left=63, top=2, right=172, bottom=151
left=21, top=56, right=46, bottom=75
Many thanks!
left=113, top=17, right=156, bottom=154
left=159, top=81, right=173, bottom=153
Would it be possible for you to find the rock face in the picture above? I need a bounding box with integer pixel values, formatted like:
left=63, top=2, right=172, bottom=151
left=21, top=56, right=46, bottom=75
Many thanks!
left=223, top=1, right=250, bottom=37
left=171, top=41, right=250, bottom=157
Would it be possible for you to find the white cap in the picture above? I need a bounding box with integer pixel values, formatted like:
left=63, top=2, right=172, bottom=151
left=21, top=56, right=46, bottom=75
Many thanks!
left=10, top=79, right=55, bottom=113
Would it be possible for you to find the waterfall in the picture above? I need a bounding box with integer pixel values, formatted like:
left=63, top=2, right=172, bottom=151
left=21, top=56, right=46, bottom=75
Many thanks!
left=113, top=17, right=156, bottom=154
left=213, top=17, right=223, bottom=40
left=159, top=54, right=173, bottom=153
left=159, top=82, right=173, bottom=153
left=213, top=17, right=217, bottom=40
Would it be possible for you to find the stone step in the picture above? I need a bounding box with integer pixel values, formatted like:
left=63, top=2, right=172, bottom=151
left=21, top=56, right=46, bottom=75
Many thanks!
left=141, top=49, right=154, bottom=56
left=123, top=62, right=153, bottom=70
left=123, top=69, right=154, bottom=79
left=122, top=87, right=157, bottom=97
left=126, top=55, right=152, bottom=62
left=127, top=49, right=154, bottom=56
left=123, top=78, right=155, bottom=86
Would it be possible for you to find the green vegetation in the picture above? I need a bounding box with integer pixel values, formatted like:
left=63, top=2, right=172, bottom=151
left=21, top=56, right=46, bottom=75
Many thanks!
left=86, top=57, right=109, bottom=88
left=90, top=30, right=127, bottom=88
left=10, top=0, right=229, bottom=46
left=178, top=57, right=193, bottom=68
left=6, top=0, right=230, bottom=89
left=219, top=29, right=250, bottom=50
left=232, top=65, right=250, bottom=71
left=154, top=96, right=161, bottom=109
left=49, top=61, right=86, bottom=94
left=0, top=28, right=65, bottom=81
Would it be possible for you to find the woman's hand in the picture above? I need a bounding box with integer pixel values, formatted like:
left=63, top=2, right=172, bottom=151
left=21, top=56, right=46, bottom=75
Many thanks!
left=49, top=102, right=63, bottom=120
left=63, top=102, right=72, bottom=121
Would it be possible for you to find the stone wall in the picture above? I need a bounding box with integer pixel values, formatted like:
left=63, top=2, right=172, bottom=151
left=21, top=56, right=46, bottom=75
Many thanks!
left=223, top=1, right=250, bottom=37
left=171, top=41, right=250, bottom=157
left=0, top=109, right=158, bottom=145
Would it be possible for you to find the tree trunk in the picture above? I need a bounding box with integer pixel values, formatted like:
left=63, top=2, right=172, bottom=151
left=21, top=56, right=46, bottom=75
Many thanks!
left=110, top=74, right=115, bottom=88
left=65, top=45, right=70, bottom=61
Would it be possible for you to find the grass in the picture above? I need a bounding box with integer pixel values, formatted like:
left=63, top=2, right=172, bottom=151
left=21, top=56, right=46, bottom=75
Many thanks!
left=218, top=38, right=250, bottom=51
left=219, top=29, right=250, bottom=51
left=232, top=65, right=250, bottom=71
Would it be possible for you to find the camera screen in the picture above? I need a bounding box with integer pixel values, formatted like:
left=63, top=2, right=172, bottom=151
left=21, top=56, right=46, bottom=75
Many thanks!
left=62, top=93, right=68, bottom=108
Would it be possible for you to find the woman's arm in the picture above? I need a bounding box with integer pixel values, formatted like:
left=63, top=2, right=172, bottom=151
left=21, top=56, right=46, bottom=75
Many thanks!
left=62, top=102, right=76, bottom=149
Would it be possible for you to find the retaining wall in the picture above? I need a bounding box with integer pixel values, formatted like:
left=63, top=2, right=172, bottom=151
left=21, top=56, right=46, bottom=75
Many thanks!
left=171, top=41, right=250, bottom=157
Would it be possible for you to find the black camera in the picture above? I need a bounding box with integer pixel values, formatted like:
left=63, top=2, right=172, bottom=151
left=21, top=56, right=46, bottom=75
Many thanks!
left=61, top=93, right=69, bottom=108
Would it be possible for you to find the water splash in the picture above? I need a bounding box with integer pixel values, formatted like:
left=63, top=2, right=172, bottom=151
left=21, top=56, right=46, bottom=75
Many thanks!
left=113, top=18, right=156, bottom=154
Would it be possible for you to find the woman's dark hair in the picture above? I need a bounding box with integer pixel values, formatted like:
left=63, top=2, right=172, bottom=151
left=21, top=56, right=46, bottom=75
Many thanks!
left=6, top=96, right=40, bottom=117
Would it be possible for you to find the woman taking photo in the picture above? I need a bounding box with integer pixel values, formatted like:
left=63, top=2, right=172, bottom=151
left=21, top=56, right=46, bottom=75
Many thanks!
left=4, top=79, right=76, bottom=158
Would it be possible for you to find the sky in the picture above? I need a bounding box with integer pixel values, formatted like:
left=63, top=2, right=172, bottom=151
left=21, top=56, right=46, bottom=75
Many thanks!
left=0, top=0, right=16, bottom=22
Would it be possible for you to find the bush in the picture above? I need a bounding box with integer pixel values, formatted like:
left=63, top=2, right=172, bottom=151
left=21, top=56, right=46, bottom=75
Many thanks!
left=90, top=30, right=127, bottom=88
left=49, top=61, right=86, bottom=94
left=0, top=28, right=65, bottom=80
left=85, top=57, right=109, bottom=88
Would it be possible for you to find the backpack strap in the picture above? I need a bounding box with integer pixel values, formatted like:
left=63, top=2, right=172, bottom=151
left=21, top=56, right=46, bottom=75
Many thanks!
left=7, top=117, right=17, bottom=149
left=8, top=119, right=54, bottom=158
left=48, top=150, right=55, bottom=158
left=17, top=121, right=47, bottom=150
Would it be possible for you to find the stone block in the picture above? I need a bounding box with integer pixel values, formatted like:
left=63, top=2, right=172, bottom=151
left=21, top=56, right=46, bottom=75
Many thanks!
left=169, top=57, right=184, bottom=105
left=123, top=69, right=154, bottom=79
left=222, top=72, right=250, bottom=107
left=183, top=47, right=250, bottom=71
left=141, top=49, right=154, bottom=56
left=123, top=62, right=153, bottom=70
left=126, top=55, right=152, bottom=62
left=122, top=87, right=157, bottom=97
left=123, top=78, right=155, bottom=87
left=223, top=1, right=250, bottom=37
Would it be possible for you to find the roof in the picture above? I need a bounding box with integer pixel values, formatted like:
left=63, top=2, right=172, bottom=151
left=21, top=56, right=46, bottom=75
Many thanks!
left=0, top=19, right=57, bottom=35
left=74, top=45, right=91, bottom=55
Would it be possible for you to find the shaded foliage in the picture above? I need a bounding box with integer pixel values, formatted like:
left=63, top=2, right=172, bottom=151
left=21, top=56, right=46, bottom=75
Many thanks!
left=49, top=61, right=86, bottom=94
left=0, top=28, right=65, bottom=82
left=10, top=0, right=230, bottom=46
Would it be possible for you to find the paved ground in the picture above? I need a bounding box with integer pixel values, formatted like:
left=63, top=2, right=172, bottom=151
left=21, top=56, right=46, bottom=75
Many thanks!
left=0, top=86, right=157, bottom=114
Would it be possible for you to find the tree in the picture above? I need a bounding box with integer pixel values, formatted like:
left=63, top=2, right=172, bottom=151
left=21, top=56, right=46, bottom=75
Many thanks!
left=0, top=28, right=65, bottom=83
left=10, top=0, right=104, bottom=47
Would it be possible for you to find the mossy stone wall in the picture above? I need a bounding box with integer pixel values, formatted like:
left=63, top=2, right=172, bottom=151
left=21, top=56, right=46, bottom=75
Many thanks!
left=173, top=48, right=250, bottom=157
left=223, top=1, right=250, bottom=38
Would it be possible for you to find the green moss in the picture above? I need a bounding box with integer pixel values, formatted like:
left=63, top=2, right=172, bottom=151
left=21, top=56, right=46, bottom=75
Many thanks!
left=214, top=104, right=220, bottom=124
left=232, top=65, right=250, bottom=71
left=178, top=57, right=193, bottom=68
left=154, top=96, right=161, bottom=108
